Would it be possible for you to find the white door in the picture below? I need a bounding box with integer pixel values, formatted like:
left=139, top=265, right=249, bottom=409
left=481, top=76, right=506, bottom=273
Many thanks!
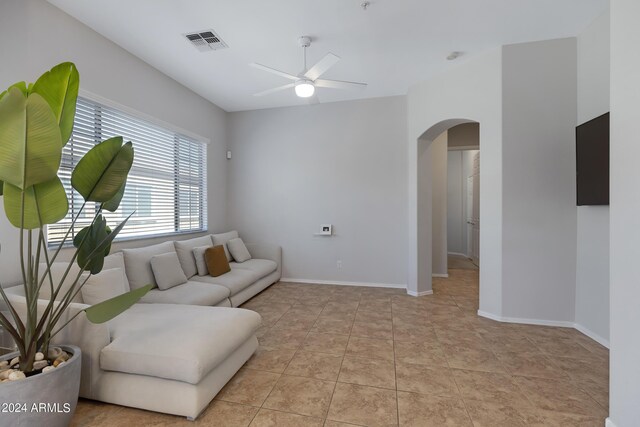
left=470, top=153, right=480, bottom=265
left=466, top=176, right=474, bottom=258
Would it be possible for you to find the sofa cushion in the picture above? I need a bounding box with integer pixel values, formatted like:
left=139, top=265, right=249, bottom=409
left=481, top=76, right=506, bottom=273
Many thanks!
left=190, top=268, right=260, bottom=295
left=151, top=252, right=188, bottom=290
left=103, top=252, right=130, bottom=291
left=227, top=238, right=251, bottom=263
left=192, top=245, right=211, bottom=276
left=230, top=259, right=278, bottom=279
left=205, top=245, right=231, bottom=277
left=212, top=230, right=239, bottom=262
left=174, top=235, right=214, bottom=278
left=138, top=281, right=230, bottom=306
left=38, top=262, right=86, bottom=303
left=122, top=241, right=176, bottom=290
left=101, top=304, right=262, bottom=384
left=81, top=268, right=128, bottom=305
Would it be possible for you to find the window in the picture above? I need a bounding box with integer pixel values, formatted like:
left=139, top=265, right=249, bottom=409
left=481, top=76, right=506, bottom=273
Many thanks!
left=47, top=96, right=208, bottom=246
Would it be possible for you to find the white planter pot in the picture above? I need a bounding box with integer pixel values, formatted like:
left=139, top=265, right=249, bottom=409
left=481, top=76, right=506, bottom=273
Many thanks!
left=0, top=345, right=81, bottom=427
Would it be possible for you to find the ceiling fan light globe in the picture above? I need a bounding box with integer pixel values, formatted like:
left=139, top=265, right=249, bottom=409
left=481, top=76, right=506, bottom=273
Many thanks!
left=295, top=81, right=315, bottom=98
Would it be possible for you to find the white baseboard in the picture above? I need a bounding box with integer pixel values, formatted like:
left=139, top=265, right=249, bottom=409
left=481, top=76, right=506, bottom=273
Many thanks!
left=432, top=273, right=449, bottom=278
left=478, top=311, right=611, bottom=349
left=447, top=252, right=468, bottom=257
left=477, top=310, right=575, bottom=328
left=279, top=278, right=406, bottom=289
left=573, top=323, right=610, bottom=348
left=605, top=418, right=616, bottom=427
left=407, top=289, right=434, bottom=297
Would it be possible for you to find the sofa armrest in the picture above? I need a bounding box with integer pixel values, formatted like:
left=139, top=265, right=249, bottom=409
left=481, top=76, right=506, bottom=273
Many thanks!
left=245, top=243, right=282, bottom=275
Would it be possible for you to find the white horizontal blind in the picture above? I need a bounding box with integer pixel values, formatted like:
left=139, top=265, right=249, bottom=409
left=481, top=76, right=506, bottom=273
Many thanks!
left=48, top=97, right=207, bottom=246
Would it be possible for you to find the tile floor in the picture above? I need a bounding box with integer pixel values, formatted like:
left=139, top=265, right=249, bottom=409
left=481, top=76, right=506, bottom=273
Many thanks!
left=447, top=254, right=478, bottom=271
left=71, top=269, right=609, bottom=426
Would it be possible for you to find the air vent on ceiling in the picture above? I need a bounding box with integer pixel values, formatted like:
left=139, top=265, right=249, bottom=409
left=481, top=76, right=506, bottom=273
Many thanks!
left=184, top=29, right=228, bottom=52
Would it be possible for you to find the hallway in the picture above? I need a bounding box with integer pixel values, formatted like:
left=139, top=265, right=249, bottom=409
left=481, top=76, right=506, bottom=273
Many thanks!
left=447, top=254, right=479, bottom=271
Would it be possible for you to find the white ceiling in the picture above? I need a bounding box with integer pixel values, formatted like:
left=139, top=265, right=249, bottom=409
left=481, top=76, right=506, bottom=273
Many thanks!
left=49, top=0, right=607, bottom=112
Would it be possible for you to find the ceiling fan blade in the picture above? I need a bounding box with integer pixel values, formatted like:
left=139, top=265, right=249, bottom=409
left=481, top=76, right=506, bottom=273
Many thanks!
left=304, top=53, right=340, bottom=80
left=306, top=94, right=320, bottom=105
left=315, top=79, right=367, bottom=91
left=253, top=83, right=295, bottom=97
left=250, top=63, right=298, bottom=81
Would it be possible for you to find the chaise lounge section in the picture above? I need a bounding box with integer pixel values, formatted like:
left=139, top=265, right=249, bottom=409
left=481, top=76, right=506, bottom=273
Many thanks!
left=5, top=294, right=262, bottom=420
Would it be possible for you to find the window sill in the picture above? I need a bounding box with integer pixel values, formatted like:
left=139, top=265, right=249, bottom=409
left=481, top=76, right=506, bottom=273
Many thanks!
left=48, top=229, right=209, bottom=250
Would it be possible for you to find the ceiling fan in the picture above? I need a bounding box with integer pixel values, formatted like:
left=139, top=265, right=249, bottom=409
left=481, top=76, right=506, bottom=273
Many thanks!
left=250, top=36, right=367, bottom=103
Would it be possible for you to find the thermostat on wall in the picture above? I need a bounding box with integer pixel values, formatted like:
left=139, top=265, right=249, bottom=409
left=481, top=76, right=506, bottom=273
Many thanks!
left=319, top=224, right=332, bottom=235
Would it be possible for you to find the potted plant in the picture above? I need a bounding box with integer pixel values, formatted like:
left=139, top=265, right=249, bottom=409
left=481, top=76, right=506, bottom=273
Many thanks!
left=0, top=62, right=151, bottom=426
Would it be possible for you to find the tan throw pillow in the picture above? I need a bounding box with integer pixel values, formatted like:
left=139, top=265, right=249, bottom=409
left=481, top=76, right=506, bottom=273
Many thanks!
left=205, top=245, right=231, bottom=277
left=227, top=237, right=252, bottom=263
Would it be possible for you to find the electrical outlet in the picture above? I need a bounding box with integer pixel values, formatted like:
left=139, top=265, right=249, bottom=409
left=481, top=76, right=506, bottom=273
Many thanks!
left=337, top=260, right=343, bottom=269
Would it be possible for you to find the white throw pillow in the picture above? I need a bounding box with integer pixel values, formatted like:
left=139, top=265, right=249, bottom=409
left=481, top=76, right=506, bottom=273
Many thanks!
left=81, top=268, right=128, bottom=305
left=212, top=230, right=239, bottom=262
left=150, top=252, right=188, bottom=290
left=122, top=241, right=176, bottom=290
left=192, top=246, right=211, bottom=276
left=227, top=238, right=252, bottom=263
left=174, top=236, right=214, bottom=278
left=102, top=252, right=131, bottom=292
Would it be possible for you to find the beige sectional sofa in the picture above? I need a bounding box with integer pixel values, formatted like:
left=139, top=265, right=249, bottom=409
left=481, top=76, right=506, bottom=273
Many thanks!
left=124, top=231, right=281, bottom=308
left=4, top=231, right=281, bottom=420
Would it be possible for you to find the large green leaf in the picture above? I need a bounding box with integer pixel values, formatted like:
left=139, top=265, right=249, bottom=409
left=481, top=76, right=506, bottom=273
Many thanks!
left=0, top=82, right=28, bottom=101
left=31, top=62, right=79, bottom=145
left=74, top=215, right=110, bottom=274
left=0, top=88, right=62, bottom=190
left=2, top=178, right=68, bottom=229
left=102, top=180, right=126, bottom=212
left=74, top=213, right=131, bottom=274
left=84, top=284, right=152, bottom=324
left=71, top=137, right=134, bottom=202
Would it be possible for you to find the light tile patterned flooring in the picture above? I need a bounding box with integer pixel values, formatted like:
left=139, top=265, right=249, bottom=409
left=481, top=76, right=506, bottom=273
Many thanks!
left=72, top=269, right=609, bottom=426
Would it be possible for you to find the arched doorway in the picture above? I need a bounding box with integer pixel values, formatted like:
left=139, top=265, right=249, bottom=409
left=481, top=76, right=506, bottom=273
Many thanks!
left=408, top=118, right=479, bottom=296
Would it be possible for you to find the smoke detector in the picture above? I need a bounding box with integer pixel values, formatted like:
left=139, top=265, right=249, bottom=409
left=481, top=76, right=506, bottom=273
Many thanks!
left=184, top=29, right=228, bottom=52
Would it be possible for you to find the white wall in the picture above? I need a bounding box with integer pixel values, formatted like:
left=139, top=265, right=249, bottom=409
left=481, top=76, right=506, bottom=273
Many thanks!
left=609, top=0, right=640, bottom=425
left=417, top=136, right=434, bottom=287
left=431, top=132, right=448, bottom=276
left=575, top=10, right=610, bottom=345
left=0, top=1, right=29, bottom=287
left=0, top=0, right=228, bottom=285
left=407, top=49, right=503, bottom=309
left=501, top=38, right=578, bottom=322
left=226, top=96, right=408, bottom=286
left=447, top=151, right=464, bottom=255
left=408, top=38, right=580, bottom=322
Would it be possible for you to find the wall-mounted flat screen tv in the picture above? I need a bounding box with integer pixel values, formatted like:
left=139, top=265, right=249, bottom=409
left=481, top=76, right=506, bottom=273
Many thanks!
left=576, top=112, right=609, bottom=206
